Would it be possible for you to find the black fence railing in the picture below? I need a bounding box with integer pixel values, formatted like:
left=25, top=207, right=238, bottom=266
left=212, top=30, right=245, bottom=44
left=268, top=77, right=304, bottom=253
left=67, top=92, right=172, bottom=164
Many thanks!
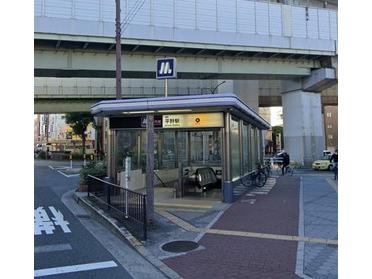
left=87, top=175, right=147, bottom=241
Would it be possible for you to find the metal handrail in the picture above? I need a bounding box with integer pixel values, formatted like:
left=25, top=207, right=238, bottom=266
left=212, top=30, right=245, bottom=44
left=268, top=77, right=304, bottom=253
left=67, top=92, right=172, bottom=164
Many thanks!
left=87, top=174, right=147, bottom=240
left=153, top=171, right=167, bottom=188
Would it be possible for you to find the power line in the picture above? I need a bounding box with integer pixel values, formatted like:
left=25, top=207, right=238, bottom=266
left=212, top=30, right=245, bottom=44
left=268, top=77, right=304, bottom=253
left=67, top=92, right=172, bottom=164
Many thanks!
left=120, top=0, right=146, bottom=32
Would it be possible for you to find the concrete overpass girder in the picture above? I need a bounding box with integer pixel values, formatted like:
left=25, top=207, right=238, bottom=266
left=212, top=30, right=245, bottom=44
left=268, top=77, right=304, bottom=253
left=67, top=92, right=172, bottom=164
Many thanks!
left=34, top=48, right=318, bottom=79
left=34, top=99, right=99, bottom=114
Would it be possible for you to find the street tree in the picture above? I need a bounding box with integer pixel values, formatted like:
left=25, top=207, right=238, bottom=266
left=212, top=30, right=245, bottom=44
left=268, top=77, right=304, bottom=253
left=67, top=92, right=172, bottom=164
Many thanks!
left=65, top=112, right=94, bottom=156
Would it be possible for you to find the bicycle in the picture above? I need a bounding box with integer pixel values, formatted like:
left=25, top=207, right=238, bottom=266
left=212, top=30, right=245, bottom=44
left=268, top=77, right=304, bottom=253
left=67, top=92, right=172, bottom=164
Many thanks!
left=251, top=164, right=268, bottom=187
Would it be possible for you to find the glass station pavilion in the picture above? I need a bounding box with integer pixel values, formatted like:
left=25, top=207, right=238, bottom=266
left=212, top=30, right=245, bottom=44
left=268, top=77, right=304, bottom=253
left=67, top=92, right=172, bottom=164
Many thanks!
left=91, top=93, right=270, bottom=203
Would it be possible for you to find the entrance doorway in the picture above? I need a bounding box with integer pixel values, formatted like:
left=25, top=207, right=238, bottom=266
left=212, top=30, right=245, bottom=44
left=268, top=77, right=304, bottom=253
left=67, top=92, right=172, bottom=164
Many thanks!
left=114, top=129, right=223, bottom=201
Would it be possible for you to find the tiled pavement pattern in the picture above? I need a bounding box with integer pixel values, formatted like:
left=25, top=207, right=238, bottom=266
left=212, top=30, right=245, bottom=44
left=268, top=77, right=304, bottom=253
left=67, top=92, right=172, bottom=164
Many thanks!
left=233, top=177, right=277, bottom=200
left=163, top=176, right=301, bottom=278
left=214, top=176, right=299, bottom=235
left=302, top=176, right=338, bottom=279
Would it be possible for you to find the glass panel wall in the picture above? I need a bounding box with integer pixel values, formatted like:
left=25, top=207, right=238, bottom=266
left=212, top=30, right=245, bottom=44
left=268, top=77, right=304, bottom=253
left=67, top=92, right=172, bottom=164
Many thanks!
left=115, top=129, right=222, bottom=174
left=257, top=130, right=263, bottom=164
left=253, top=128, right=258, bottom=166
left=230, top=117, right=241, bottom=180
left=176, top=131, right=188, bottom=167
left=115, top=130, right=141, bottom=172
left=190, top=131, right=203, bottom=163
left=207, top=131, right=222, bottom=163
left=242, top=123, right=249, bottom=174
left=250, top=126, right=256, bottom=169
left=190, top=131, right=221, bottom=166
left=156, top=131, right=176, bottom=169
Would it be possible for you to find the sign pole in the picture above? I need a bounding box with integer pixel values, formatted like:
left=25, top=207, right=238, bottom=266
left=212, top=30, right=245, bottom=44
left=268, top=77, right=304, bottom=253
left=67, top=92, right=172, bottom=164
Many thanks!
left=124, top=157, right=131, bottom=218
left=165, top=79, right=168, bottom=97
left=145, top=114, right=155, bottom=224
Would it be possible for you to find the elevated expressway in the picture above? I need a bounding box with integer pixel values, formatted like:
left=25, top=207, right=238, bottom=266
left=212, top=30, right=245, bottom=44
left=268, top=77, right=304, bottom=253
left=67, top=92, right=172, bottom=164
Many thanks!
left=35, top=0, right=337, bottom=113
left=34, top=0, right=338, bottom=165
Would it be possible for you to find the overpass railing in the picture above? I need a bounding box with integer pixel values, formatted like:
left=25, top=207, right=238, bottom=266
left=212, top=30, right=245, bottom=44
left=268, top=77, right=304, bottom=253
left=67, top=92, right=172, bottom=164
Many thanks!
left=35, top=0, right=337, bottom=45
left=34, top=85, right=212, bottom=98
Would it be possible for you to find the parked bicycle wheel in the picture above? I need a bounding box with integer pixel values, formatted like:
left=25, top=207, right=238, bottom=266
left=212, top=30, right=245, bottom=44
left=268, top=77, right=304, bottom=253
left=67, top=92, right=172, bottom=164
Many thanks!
left=255, top=172, right=267, bottom=187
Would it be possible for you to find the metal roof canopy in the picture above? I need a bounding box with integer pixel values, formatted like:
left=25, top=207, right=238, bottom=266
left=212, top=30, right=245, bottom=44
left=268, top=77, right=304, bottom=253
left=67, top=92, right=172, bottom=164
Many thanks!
left=91, top=93, right=270, bottom=130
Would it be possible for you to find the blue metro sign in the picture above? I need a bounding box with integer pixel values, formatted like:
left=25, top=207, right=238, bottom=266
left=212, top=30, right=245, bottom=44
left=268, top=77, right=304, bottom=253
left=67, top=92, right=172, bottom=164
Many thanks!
left=156, top=58, right=177, bottom=79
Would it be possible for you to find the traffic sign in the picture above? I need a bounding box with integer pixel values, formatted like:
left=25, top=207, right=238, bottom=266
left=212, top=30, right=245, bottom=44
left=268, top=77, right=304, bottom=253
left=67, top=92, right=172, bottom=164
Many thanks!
left=156, top=58, right=177, bottom=79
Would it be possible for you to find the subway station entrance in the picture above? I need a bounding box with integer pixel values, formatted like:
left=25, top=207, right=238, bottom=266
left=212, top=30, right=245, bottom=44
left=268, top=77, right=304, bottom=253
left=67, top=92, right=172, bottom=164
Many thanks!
left=91, top=93, right=270, bottom=207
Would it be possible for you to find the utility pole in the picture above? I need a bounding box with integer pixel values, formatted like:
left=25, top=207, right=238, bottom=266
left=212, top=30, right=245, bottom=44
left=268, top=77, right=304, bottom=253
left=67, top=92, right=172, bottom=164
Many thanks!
left=115, top=0, right=122, bottom=99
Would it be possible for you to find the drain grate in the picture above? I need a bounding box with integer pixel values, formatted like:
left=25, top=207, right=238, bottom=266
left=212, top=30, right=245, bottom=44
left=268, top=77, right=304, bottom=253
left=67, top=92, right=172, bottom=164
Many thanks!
left=161, top=240, right=199, bottom=253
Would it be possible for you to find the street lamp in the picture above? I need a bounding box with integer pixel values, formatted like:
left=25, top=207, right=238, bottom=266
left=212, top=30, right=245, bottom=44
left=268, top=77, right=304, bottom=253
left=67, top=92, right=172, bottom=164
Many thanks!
left=211, top=80, right=226, bottom=94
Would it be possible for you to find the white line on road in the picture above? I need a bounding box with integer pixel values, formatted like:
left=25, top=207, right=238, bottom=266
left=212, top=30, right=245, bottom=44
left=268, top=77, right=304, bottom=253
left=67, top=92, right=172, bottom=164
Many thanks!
left=57, top=170, right=80, bottom=178
left=34, top=244, right=72, bottom=254
left=34, top=260, right=118, bottom=277
left=295, top=177, right=312, bottom=279
left=54, top=166, right=70, bottom=170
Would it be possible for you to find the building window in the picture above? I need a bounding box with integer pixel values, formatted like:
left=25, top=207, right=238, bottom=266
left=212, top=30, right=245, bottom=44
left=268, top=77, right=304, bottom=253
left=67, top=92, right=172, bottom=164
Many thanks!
left=326, top=112, right=332, bottom=118
left=327, top=124, right=332, bottom=129
left=328, top=134, right=333, bottom=139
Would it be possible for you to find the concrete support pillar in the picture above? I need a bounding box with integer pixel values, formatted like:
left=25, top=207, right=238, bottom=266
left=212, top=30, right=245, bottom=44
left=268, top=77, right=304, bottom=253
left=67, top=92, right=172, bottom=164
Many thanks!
left=282, top=90, right=325, bottom=166
left=218, top=80, right=259, bottom=112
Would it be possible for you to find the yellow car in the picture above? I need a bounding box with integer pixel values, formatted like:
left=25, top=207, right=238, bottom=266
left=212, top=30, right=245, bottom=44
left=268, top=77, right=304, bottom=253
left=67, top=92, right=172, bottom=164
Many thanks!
left=312, top=155, right=332, bottom=170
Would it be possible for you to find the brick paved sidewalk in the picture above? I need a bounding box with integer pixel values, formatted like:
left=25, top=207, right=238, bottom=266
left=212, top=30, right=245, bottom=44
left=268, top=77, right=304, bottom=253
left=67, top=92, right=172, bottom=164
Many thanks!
left=163, top=176, right=301, bottom=279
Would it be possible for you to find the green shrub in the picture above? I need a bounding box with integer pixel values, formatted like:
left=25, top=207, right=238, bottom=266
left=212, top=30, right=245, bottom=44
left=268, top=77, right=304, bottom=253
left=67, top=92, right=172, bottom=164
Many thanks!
left=80, top=161, right=107, bottom=185
left=72, top=152, right=84, bottom=160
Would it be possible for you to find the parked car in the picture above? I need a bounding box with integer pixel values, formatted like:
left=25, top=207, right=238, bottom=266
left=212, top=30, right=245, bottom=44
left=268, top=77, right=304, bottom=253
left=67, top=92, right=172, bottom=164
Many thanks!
left=312, top=155, right=332, bottom=170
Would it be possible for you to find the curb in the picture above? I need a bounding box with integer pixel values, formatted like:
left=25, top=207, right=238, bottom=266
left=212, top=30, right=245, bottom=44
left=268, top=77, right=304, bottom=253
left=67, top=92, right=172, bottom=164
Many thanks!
left=73, top=192, right=183, bottom=279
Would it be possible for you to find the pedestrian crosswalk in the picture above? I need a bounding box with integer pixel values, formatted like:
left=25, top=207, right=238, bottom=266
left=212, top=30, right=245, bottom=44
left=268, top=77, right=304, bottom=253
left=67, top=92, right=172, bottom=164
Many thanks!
left=233, top=177, right=277, bottom=200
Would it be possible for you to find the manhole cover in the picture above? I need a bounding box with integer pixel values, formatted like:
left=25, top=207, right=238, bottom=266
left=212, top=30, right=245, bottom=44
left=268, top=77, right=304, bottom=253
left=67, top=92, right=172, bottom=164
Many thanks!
left=161, top=240, right=199, bottom=253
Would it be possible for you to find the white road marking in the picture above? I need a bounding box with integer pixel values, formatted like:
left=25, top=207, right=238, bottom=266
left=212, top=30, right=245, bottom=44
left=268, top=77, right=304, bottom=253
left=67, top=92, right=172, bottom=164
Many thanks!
left=54, top=166, right=70, bottom=170
left=48, top=165, right=54, bottom=170
left=34, top=207, right=71, bottom=235
left=57, top=170, right=80, bottom=178
left=35, top=244, right=72, bottom=254
left=34, top=261, right=118, bottom=277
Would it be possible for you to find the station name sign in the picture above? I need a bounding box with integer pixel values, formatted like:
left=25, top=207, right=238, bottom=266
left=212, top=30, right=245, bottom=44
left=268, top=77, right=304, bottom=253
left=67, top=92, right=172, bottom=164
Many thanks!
left=162, top=113, right=223, bottom=128
left=109, top=113, right=223, bottom=129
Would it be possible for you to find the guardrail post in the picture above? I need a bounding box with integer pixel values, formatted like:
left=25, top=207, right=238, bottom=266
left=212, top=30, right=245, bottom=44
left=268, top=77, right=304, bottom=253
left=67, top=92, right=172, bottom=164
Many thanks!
left=143, top=195, right=147, bottom=241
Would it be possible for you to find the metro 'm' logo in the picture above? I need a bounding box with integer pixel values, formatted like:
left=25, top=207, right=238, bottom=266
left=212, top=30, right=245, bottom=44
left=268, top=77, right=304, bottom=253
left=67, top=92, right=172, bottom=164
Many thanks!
left=159, top=62, right=173, bottom=75
left=156, top=58, right=177, bottom=79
